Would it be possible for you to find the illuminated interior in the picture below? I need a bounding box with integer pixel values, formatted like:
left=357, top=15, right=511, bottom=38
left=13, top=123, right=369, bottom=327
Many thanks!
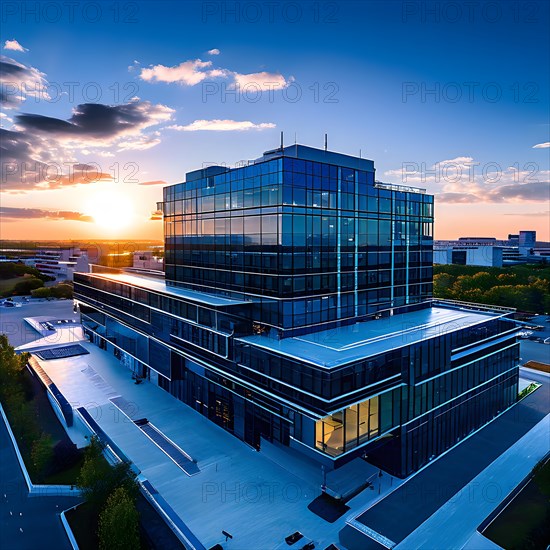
left=315, top=395, right=379, bottom=457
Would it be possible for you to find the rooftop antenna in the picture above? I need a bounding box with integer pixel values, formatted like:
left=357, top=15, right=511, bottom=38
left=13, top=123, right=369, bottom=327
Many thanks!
left=294, top=132, right=297, bottom=145
left=280, top=131, right=284, bottom=150
left=324, top=133, right=328, bottom=151
left=359, top=148, right=362, bottom=158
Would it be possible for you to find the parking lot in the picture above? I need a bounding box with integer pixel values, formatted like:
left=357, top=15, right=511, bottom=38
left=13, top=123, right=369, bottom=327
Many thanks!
left=0, top=298, right=75, bottom=348
left=518, top=314, right=550, bottom=365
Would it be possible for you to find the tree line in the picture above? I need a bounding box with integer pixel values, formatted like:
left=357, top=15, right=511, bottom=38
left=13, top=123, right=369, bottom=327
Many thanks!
left=433, top=264, right=550, bottom=314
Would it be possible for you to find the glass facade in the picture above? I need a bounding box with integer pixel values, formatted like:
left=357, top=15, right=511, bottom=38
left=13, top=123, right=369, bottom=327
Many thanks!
left=74, top=145, right=519, bottom=479
left=162, top=147, right=434, bottom=336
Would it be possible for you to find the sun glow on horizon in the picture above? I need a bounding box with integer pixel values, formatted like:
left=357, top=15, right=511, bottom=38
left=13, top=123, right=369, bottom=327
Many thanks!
left=86, top=189, right=135, bottom=232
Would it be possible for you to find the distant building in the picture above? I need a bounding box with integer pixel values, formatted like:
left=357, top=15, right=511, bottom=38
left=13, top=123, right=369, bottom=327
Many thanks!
left=434, top=245, right=503, bottom=267
left=132, top=250, right=164, bottom=271
left=25, top=248, right=89, bottom=281
left=435, top=230, right=545, bottom=267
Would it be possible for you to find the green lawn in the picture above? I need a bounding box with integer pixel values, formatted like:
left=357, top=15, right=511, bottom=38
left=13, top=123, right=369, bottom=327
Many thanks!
left=45, top=454, right=85, bottom=485
left=4, top=370, right=84, bottom=485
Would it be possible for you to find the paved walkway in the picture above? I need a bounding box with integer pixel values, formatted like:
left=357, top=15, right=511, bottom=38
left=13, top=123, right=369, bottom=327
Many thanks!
left=0, top=411, right=80, bottom=550
left=396, top=413, right=550, bottom=549
left=29, top=340, right=343, bottom=549
left=345, top=371, right=550, bottom=549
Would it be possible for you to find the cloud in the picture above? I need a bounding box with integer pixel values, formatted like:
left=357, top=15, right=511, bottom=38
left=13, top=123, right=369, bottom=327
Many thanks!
left=137, top=55, right=291, bottom=91
left=0, top=100, right=174, bottom=191
left=504, top=211, right=549, bottom=217
left=116, top=131, right=162, bottom=151
left=0, top=56, right=48, bottom=107
left=0, top=112, right=13, bottom=125
left=0, top=206, right=93, bottom=222
left=435, top=192, right=480, bottom=204
left=139, top=180, right=167, bottom=186
left=233, top=71, right=291, bottom=91
left=139, top=59, right=228, bottom=86
left=384, top=156, right=550, bottom=204
left=4, top=40, right=28, bottom=52
left=167, top=119, right=276, bottom=132
left=16, top=101, right=174, bottom=140
left=532, top=142, right=550, bottom=149
left=486, top=181, right=550, bottom=202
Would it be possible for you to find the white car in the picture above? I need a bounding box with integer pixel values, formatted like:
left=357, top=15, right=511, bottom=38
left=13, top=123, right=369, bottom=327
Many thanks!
left=519, top=330, right=533, bottom=339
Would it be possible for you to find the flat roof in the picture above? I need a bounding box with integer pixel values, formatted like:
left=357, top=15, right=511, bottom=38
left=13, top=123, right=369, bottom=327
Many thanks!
left=260, top=144, right=375, bottom=172
left=237, top=306, right=506, bottom=368
left=83, top=272, right=249, bottom=308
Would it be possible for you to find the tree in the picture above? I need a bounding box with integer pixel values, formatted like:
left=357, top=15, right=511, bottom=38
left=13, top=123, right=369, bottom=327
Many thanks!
left=98, top=487, right=140, bottom=550
left=77, top=436, right=113, bottom=510
left=31, top=432, right=54, bottom=480
left=77, top=436, right=138, bottom=513
left=0, top=334, right=28, bottom=404
left=433, top=273, right=455, bottom=299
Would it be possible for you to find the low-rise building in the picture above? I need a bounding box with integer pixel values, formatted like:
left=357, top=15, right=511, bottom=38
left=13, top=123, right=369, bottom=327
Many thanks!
left=25, top=248, right=89, bottom=281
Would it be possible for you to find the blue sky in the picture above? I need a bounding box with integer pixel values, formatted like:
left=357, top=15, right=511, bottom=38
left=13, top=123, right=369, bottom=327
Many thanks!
left=1, top=0, right=549, bottom=240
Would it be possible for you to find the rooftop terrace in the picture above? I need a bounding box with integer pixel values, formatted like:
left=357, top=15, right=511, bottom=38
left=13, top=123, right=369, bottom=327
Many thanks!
left=238, top=305, right=510, bottom=368
left=82, top=270, right=249, bottom=308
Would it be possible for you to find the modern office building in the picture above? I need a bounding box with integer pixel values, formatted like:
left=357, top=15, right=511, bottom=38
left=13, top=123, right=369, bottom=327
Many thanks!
left=74, top=145, right=519, bottom=478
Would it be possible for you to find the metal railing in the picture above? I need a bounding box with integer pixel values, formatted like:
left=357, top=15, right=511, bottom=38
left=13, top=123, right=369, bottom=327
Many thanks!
left=430, top=298, right=516, bottom=314
left=374, top=181, right=426, bottom=194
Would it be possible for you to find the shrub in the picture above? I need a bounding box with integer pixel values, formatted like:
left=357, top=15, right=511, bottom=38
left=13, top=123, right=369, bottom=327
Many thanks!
left=51, top=283, right=73, bottom=299
left=31, top=287, right=52, bottom=298
left=12, top=277, right=44, bottom=296
left=51, top=439, right=82, bottom=474
left=77, top=436, right=138, bottom=513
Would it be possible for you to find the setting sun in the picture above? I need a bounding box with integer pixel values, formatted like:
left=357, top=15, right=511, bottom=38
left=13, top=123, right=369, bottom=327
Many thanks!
left=86, top=189, right=135, bottom=231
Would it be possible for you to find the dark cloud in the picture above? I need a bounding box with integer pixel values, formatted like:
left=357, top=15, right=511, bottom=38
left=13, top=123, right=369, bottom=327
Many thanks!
left=1, top=100, right=173, bottom=191
left=0, top=206, right=93, bottom=222
left=16, top=101, right=174, bottom=139
left=0, top=56, right=48, bottom=106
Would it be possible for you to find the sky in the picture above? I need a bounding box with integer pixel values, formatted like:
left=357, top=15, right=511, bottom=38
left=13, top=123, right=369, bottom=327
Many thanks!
left=1, top=0, right=549, bottom=242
